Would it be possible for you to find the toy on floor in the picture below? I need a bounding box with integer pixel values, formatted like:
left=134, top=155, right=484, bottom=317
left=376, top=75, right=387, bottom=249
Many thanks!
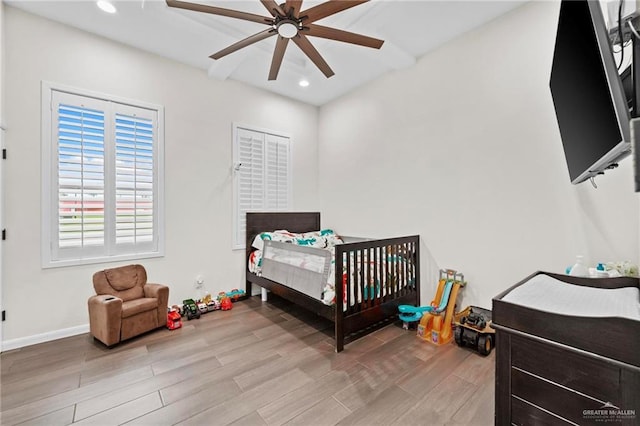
left=220, top=297, right=233, bottom=310
left=171, top=304, right=183, bottom=316
left=207, top=299, right=221, bottom=312
left=454, top=306, right=495, bottom=356
left=217, top=292, right=233, bottom=310
left=182, top=299, right=201, bottom=320
left=167, top=309, right=183, bottom=330
left=197, top=302, right=208, bottom=314
left=398, top=279, right=455, bottom=323
left=225, top=288, right=246, bottom=301
left=398, top=269, right=465, bottom=346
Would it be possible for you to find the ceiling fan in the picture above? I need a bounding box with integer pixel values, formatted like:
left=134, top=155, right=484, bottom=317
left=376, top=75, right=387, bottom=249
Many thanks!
left=166, top=0, right=384, bottom=80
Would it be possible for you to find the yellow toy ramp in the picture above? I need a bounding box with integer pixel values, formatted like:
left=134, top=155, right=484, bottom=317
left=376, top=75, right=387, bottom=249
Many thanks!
left=417, top=279, right=463, bottom=346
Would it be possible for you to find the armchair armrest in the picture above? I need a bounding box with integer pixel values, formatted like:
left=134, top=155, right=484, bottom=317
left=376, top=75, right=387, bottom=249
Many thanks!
left=88, top=295, right=123, bottom=346
left=144, top=283, right=170, bottom=327
left=144, top=283, right=168, bottom=299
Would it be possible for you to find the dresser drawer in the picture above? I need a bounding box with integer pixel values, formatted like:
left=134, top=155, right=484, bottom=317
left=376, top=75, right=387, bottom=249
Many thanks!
left=511, top=334, right=621, bottom=405
left=511, top=396, right=574, bottom=426
left=511, top=367, right=603, bottom=425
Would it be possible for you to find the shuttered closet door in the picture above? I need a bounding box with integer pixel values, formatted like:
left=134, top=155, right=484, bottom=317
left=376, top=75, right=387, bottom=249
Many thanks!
left=265, top=134, right=290, bottom=210
left=236, top=128, right=265, bottom=248
left=233, top=125, right=291, bottom=249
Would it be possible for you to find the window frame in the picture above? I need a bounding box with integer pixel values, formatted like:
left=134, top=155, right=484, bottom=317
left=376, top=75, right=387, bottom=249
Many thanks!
left=232, top=123, right=292, bottom=250
left=41, top=81, right=165, bottom=268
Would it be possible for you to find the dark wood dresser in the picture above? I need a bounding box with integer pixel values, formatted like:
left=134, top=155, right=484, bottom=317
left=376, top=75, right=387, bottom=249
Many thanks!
left=492, top=271, right=640, bottom=425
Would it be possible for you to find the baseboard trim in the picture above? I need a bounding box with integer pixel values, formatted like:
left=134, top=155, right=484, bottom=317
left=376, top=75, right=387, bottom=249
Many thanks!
left=2, top=324, right=90, bottom=352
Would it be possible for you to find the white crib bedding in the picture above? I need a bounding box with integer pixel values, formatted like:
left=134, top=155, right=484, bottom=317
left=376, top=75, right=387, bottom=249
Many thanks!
left=248, top=229, right=413, bottom=308
left=248, top=229, right=342, bottom=276
left=501, top=273, right=640, bottom=321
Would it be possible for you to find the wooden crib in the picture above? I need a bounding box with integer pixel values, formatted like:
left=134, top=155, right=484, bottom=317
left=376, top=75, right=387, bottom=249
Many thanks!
left=245, top=212, right=420, bottom=352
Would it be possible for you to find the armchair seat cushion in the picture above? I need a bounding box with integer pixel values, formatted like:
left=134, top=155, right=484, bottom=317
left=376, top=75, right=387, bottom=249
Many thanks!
left=122, top=298, right=159, bottom=319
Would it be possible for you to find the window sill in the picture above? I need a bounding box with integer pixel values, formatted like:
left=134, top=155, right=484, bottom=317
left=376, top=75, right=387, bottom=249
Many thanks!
left=42, top=251, right=164, bottom=269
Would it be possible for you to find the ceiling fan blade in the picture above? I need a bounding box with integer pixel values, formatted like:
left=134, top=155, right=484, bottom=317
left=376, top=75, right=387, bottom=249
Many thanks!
left=304, top=24, right=383, bottom=49
left=260, top=0, right=286, bottom=17
left=292, top=34, right=334, bottom=78
left=299, top=0, right=369, bottom=23
left=284, top=0, right=303, bottom=18
left=166, top=0, right=272, bottom=25
left=210, top=28, right=276, bottom=60
left=269, top=36, right=290, bottom=80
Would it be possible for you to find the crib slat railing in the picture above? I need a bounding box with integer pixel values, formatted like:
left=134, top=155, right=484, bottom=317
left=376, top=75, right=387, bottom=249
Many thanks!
left=373, top=246, right=380, bottom=305
left=336, top=236, right=420, bottom=316
left=345, top=250, right=351, bottom=310
left=359, top=250, right=364, bottom=310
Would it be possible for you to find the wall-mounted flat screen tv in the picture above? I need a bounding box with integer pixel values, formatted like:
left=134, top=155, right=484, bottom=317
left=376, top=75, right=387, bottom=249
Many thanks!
left=550, top=0, right=632, bottom=184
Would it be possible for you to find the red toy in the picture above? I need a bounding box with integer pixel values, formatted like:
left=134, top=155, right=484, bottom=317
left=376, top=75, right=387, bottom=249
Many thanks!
left=220, top=296, right=233, bottom=311
left=167, top=310, right=182, bottom=330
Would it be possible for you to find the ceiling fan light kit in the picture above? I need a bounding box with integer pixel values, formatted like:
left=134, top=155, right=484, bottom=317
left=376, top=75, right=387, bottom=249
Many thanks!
left=166, top=0, right=384, bottom=81
left=276, top=20, right=299, bottom=38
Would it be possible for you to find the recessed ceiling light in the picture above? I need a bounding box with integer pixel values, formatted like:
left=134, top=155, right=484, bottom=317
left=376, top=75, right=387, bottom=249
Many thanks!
left=299, top=79, right=310, bottom=87
left=97, top=0, right=117, bottom=14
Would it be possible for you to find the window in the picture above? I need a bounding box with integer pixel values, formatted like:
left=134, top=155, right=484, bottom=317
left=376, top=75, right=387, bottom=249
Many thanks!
left=233, top=124, right=291, bottom=249
left=42, top=83, right=164, bottom=267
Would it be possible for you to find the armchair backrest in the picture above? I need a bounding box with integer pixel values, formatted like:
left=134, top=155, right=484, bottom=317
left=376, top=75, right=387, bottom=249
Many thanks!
left=93, top=264, right=148, bottom=302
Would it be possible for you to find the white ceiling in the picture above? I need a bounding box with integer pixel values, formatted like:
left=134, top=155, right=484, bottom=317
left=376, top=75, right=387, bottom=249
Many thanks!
left=6, top=0, right=527, bottom=106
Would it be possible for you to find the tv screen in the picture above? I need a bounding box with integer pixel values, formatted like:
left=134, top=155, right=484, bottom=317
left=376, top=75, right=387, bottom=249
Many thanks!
left=550, top=0, right=632, bottom=184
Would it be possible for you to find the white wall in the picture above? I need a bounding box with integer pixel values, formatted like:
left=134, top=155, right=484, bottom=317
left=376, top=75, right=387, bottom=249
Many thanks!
left=2, top=6, right=319, bottom=345
left=318, top=1, right=640, bottom=308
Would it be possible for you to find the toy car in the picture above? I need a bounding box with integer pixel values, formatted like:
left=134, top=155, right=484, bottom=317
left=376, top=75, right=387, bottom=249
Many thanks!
left=454, top=306, right=495, bottom=356
left=167, top=309, right=182, bottom=330
left=182, top=299, right=201, bottom=320
left=225, top=288, right=246, bottom=301
left=171, top=304, right=183, bottom=316
left=197, top=302, right=208, bottom=314
left=220, top=296, right=233, bottom=311
left=207, top=300, right=220, bottom=311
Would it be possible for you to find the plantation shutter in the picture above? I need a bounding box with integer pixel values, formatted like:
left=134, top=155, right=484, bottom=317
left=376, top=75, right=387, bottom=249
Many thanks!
left=265, top=134, right=290, bottom=210
left=114, top=105, right=157, bottom=252
left=46, top=87, right=162, bottom=266
left=233, top=125, right=291, bottom=249
left=235, top=128, right=264, bottom=248
left=53, top=92, right=108, bottom=259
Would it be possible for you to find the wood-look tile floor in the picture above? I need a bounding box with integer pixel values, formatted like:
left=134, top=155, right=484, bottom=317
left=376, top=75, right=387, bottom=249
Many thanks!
left=0, top=296, right=495, bottom=426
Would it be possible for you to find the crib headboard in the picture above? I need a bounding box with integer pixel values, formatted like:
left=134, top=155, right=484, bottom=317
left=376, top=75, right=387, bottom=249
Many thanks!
left=245, top=212, right=321, bottom=261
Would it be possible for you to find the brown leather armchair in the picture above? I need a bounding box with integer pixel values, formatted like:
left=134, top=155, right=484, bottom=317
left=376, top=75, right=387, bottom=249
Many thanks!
left=88, top=264, right=169, bottom=346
